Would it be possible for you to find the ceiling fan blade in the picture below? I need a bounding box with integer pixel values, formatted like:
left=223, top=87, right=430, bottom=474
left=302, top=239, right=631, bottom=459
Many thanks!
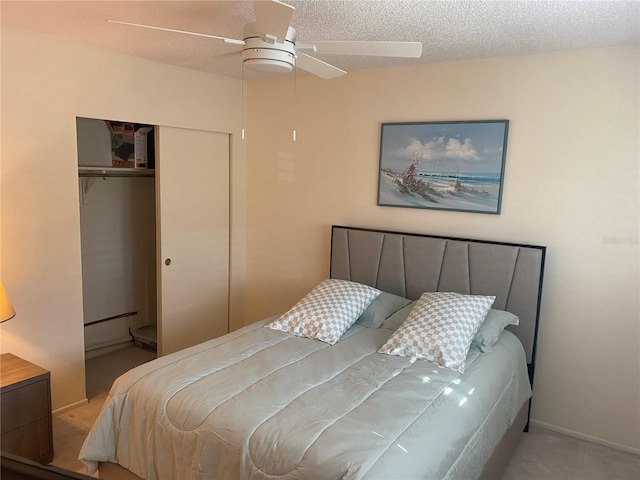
left=253, top=0, right=294, bottom=42
left=107, top=20, right=245, bottom=45
left=310, top=41, right=423, bottom=58
left=213, top=51, right=242, bottom=59
left=296, top=52, right=346, bottom=80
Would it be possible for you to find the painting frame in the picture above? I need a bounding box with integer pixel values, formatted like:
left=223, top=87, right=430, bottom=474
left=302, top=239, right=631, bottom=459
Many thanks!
left=377, top=120, right=509, bottom=214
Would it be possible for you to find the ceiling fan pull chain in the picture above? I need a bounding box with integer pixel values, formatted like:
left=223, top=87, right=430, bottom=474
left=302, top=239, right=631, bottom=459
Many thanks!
left=292, top=66, right=297, bottom=143
left=241, top=61, right=246, bottom=141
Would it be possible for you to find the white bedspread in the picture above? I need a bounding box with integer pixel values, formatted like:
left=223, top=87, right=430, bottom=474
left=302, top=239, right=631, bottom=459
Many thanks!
left=79, top=319, right=531, bottom=479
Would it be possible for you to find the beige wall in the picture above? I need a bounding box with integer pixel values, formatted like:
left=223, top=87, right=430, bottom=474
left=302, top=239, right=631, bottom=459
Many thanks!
left=0, top=27, right=247, bottom=411
left=245, top=47, right=639, bottom=452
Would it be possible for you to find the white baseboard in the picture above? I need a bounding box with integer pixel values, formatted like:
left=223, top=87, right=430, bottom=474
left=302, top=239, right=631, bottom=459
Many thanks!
left=530, top=420, right=640, bottom=457
left=53, top=398, right=88, bottom=416
left=84, top=336, right=133, bottom=359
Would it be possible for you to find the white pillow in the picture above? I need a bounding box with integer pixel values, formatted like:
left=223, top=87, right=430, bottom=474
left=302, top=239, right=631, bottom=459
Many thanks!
left=267, top=279, right=380, bottom=344
left=378, top=291, right=495, bottom=372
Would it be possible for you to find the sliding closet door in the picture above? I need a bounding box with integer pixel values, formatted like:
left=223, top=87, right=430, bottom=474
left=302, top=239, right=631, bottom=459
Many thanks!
left=156, top=126, right=229, bottom=355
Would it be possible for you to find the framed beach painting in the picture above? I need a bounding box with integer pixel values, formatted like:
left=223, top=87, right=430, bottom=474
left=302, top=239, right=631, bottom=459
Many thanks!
left=377, top=120, right=509, bottom=214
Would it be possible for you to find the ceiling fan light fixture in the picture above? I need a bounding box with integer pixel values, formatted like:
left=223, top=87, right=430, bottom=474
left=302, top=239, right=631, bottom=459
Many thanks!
left=242, top=23, right=296, bottom=74
left=242, top=43, right=295, bottom=73
left=243, top=57, right=294, bottom=74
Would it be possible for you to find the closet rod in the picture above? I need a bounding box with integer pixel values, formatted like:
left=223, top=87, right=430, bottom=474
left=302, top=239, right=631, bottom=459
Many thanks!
left=78, top=166, right=155, bottom=178
left=84, top=311, right=138, bottom=327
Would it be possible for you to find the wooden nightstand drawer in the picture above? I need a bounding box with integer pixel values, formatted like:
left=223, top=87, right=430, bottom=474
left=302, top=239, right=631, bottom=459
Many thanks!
left=1, top=417, right=52, bottom=462
left=1, top=378, right=49, bottom=434
left=0, top=353, right=53, bottom=464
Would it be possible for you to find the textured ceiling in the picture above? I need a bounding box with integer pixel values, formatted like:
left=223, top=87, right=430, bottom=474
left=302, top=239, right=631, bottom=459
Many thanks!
left=2, top=0, right=638, bottom=80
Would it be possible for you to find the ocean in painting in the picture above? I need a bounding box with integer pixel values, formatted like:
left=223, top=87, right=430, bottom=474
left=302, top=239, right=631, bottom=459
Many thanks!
left=417, top=171, right=500, bottom=186
left=378, top=168, right=502, bottom=213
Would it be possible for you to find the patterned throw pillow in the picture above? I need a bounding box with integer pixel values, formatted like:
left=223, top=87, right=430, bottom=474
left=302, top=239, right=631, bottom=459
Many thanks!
left=267, top=279, right=381, bottom=344
left=378, top=292, right=495, bottom=372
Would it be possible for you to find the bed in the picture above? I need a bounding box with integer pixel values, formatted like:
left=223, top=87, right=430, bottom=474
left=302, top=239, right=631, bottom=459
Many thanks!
left=79, top=225, right=546, bottom=480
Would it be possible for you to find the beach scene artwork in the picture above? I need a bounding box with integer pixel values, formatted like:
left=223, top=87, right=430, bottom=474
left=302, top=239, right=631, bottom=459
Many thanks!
left=377, top=120, right=509, bottom=214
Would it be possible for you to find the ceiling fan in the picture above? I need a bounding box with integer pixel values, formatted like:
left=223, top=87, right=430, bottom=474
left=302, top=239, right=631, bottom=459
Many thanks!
left=108, top=0, right=423, bottom=80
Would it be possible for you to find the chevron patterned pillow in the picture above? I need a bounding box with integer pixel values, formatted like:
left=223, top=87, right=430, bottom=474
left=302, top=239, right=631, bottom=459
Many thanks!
left=378, top=291, right=495, bottom=372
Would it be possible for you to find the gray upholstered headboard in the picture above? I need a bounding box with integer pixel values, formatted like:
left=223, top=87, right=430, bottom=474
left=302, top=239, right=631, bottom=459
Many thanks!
left=330, top=226, right=546, bottom=383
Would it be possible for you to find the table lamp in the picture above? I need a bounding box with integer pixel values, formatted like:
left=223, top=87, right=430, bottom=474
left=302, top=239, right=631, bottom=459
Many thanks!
left=1, top=281, right=16, bottom=323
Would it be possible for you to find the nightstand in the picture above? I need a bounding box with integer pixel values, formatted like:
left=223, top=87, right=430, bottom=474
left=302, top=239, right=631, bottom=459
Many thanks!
left=0, top=353, right=54, bottom=463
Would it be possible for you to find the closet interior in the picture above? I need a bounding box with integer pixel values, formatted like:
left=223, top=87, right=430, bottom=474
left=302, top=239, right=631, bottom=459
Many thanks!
left=77, top=117, right=158, bottom=361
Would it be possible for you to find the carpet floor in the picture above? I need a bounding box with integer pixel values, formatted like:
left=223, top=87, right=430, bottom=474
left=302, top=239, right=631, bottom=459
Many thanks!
left=50, top=346, right=640, bottom=479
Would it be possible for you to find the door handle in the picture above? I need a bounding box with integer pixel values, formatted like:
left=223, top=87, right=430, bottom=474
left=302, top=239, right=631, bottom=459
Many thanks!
left=164, top=258, right=172, bottom=266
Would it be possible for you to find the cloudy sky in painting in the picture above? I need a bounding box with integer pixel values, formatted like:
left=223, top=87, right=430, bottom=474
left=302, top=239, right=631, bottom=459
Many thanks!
left=379, top=122, right=508, bottom=174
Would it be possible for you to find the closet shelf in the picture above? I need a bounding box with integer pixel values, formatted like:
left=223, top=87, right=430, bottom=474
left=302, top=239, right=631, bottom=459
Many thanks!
left=78, top=166, right=155, bottom=178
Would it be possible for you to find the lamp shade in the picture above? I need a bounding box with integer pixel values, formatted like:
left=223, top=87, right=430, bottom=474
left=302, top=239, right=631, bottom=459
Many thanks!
left=1, top=282, right=16, bottom=322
